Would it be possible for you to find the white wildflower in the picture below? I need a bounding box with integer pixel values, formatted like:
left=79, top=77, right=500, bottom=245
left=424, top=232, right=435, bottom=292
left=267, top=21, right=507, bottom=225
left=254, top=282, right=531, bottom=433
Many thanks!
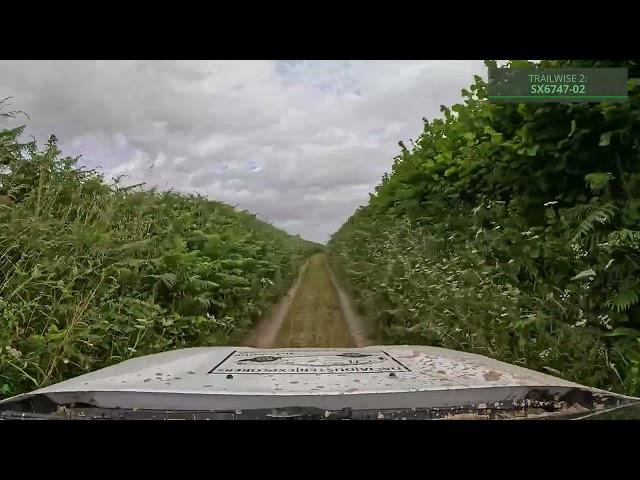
left=597, top=313, right=612, bottom=329
left=5, top=346, right=21, bottom=358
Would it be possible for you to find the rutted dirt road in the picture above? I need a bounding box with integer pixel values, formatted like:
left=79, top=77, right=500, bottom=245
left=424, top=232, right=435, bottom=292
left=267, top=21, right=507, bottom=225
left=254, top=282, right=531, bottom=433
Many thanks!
left=243, top=253, right=371, bottom=348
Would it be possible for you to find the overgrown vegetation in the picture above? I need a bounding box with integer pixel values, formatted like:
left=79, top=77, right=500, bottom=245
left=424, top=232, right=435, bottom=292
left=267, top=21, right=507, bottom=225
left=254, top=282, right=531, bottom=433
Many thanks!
left=329, top=60, right=640, bottom=395
left=0, top=104, right=319, bottom=396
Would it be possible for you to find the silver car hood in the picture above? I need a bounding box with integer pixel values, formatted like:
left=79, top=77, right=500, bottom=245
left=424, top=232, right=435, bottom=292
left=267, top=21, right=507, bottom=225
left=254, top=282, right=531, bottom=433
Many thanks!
left=1, top=345, right=636, bottom=418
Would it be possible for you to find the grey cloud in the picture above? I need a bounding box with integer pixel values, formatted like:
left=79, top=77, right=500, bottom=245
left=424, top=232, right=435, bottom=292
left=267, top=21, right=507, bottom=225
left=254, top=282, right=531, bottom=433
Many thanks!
left=0, top=60, right=486, bottom=242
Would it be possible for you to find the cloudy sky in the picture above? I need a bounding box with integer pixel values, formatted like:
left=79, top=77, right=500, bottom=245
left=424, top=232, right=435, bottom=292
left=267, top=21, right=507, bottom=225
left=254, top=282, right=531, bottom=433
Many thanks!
left=0, top=60, right=486, bottom=243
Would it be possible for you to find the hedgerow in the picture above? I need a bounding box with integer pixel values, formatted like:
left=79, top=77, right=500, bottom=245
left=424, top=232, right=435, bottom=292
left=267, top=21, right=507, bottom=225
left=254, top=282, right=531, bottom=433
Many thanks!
left=0, top=108, right=318, bottom=395
left=330, top=60, right=640, bottom=395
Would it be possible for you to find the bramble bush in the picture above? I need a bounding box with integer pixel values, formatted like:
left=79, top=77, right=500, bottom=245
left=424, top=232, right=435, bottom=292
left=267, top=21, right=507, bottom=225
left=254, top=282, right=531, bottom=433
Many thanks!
left=0, top=107, right=319, bottom=396
left=330, top=60, right=640, bottom=395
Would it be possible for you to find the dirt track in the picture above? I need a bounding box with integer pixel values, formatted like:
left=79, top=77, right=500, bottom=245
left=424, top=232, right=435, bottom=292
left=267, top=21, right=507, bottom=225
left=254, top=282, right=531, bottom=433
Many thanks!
left=243, top=253, right=371, bottom=348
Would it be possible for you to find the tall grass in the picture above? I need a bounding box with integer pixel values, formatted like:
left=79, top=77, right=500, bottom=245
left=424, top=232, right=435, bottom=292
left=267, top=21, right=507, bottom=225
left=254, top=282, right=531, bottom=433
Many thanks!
left=0, top=113, right=318, bottom=396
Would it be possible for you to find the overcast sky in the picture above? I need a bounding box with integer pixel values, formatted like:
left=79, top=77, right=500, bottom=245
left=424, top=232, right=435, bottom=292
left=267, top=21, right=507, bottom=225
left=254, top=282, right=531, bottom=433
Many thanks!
left=0, top=60, right=486, bottom=243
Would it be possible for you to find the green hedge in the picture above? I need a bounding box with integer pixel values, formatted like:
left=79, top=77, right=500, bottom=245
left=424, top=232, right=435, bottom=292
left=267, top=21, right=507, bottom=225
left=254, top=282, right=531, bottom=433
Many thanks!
left=330, top=60, right=640, bottom=395
left=0, top=118, right=318, bottom=396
